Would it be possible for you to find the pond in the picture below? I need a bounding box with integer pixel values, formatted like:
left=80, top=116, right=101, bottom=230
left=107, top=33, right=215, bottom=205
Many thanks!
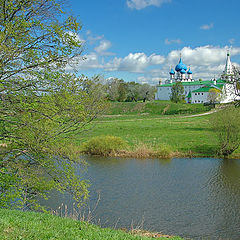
left=41, top=157, right=240, bottom=240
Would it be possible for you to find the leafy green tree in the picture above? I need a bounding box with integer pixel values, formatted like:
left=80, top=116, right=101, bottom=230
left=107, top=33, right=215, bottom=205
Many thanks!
left=170, top=82, right=185, bottom=103
left=126, top=82, right=140, bottom=102
left=207, top=88, right=221, bottom=104
left=231, top=66, right=240, bottom=107
left=106, top=78, right=127, bottom=102
left=139, top=83, right=156, bottom=102
left=211, top=106, right=240, bottom=158
left=0, top=0, right=105, bottom=209
left=117, top=80, right=127, bottom=102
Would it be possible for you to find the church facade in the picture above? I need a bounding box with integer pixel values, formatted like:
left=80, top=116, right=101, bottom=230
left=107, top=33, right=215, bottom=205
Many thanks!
left=155, top=52, right=235, bottom=104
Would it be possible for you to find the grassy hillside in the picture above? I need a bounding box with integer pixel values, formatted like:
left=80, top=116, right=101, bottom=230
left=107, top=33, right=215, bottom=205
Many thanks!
left=105, top=101, right=212, bottom=116
left=0, top=209, right=184, bottom=240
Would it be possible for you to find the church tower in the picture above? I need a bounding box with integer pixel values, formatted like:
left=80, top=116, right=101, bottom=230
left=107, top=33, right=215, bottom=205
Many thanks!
left=222, top=50, right=233, bottom=80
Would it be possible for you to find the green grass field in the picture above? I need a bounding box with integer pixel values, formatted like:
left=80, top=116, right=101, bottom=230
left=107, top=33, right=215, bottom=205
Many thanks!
left=72, top=101, right=239, bottom=158
left=78, top=115, right=216, bottom=156
left=105, top=100, right=212, bottom=116
left=0, top=209, right=184, bottom=240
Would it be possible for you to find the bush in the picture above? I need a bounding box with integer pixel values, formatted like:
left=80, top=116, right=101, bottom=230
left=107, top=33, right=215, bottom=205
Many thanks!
left=211, top=106, right=240, bottom=158
left=154, top=144, right=173, bottom=159
left=82, top=136, right=128, bottom=156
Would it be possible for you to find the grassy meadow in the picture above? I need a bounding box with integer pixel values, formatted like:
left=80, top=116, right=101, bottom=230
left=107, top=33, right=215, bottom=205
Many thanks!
left=104, top=100, right=212, bottom=116
left=72, top=101, right=239, bottom=158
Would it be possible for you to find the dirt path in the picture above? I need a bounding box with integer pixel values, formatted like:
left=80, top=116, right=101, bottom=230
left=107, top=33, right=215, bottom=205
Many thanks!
left=97, top=109, right=218, bottom=123
left=179, top=109, right=218, bottom=118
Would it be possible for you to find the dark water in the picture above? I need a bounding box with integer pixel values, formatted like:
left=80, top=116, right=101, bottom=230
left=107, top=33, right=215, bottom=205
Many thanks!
left=42, top=157, right=240, bottom=240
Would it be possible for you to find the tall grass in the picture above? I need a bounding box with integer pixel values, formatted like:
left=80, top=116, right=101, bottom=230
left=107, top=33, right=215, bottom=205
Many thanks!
left=0, top=209, right=184, bottom=240
left=82, top=136, right=128, bottom=156
left=81, top=137, right=176, bottom=159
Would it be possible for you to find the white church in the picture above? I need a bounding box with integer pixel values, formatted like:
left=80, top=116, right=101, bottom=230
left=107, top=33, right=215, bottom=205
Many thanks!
left=155, top=52, right=236, bottom=104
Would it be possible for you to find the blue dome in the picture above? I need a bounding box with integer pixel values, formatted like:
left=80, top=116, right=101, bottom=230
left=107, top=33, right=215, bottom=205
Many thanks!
left=187, top=68, right=192, bottom=74
left=175, top=58, right=187, bottom=72
left=180, top=69, right=186, bottom=74
left=169, top=68, right=175, bottom=75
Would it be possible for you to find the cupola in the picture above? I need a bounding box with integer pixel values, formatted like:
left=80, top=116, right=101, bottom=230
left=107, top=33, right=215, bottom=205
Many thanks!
left=175, top=57, right=187, bottom=72
left=169, top=68, right=175, bottom=75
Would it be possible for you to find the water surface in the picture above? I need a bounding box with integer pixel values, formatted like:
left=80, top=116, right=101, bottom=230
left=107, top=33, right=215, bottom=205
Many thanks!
left=42, top=157, right=240, bottom=240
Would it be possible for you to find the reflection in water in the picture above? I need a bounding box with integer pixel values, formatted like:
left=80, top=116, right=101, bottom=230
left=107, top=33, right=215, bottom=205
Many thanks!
left=207, top=159, right=240, bottom=240
left=41, top=157, right=240, bottom=240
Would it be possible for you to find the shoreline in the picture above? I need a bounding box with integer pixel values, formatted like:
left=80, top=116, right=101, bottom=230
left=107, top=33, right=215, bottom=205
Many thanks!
left=81, top=149, right=240, bottom=160
left=0, top=209, right=184, bottom=240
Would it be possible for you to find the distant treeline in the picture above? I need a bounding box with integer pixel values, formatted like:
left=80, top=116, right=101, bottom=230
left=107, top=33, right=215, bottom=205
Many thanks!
left=104, top=78, right=156, bottom=102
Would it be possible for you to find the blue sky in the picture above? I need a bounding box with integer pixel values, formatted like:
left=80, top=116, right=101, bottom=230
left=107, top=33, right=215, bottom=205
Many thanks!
left=67, top=0, right=240, bottom=84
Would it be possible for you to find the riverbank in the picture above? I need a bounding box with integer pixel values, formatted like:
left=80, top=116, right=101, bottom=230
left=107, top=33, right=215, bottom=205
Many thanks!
left=70, top=102, right=240, bottom=159
left=0, top=209, right=184, bottom=240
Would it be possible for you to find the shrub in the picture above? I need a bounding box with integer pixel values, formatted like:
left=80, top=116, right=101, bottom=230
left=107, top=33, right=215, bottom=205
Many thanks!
left=82, top=136, right=128, bottom=156
left=211, top=106, right=240, bottom=158
left=130, top=144, right=154, bottom=158
left=154, top=144, right=173, bottom=159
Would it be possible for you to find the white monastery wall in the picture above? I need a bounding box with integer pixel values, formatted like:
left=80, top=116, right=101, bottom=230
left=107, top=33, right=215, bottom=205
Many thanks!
left=191, top=92, right=209, bottom=104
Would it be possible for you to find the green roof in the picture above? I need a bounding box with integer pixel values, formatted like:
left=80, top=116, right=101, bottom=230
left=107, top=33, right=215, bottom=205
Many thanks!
left=158, top=79, right=226, bottom=87
left=192, top=86, right=222, bottom=93
left=187, top=91, right=192, bottom=98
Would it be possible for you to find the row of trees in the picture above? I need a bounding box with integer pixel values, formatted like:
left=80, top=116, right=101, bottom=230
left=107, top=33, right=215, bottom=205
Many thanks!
left=105, top=78, right=156, bottom=102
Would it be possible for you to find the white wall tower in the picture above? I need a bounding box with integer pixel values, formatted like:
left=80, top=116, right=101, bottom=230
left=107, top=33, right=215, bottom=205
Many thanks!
left=222, top=50, right=233, bottom=81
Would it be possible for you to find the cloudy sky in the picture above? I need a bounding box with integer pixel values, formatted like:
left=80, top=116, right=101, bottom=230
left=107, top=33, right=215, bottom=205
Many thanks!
left=67, top=0, right=240, bottom=84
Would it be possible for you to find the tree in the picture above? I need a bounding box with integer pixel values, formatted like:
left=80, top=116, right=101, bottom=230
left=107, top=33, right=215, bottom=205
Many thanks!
left=0, top=0, right=105, bottom=209
left=117, top=80, right=127, bottom=102
left=139, top=83, right=156, bottom=102
left=231, top=66, right=240, bottom=106
left=211, top=106, right=240, bottom=158
left=170, top=82, right=185, bottom=103
left=207, top=88, right=221, bottom=104
left=126, top=82, right=140, bottom=102
left=106, top=78, right=127, bottom=102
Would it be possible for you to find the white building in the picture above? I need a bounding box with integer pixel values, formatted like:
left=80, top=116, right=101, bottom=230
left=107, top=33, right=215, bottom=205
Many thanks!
left=155, top=52, right=236, bottom=104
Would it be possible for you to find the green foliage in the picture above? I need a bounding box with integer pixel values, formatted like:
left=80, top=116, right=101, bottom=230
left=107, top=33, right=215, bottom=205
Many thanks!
left=105, top=79, right=155, bottom=102
left=211, top=106, right=240, bottom=158
left=154, top=144, right=173, bottom=159
left=126, top=82, right=141, bottom=102
left=139, top=83, right=156, bottom=102
left=232, top=66, right=240, bottom=106
left=207, top=88, right=221, bottom=104
left=105, top=101, right=211, bottom=116
left=0, top=167, right=22, bottom=208
left=106, top=78, right=128, bottom=102
left=82, top=136, right=128, bottom=156
left=0, top=209, right=184, bottom=240
left=0, top=0, right=106, bottom=209
left=170, top=82, right=185, bottom=103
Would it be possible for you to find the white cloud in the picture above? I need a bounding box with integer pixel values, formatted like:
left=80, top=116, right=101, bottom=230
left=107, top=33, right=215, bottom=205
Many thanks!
left=104, top=53, right=165, bottom=72
left=137, top=75, right=163, bottom=85
left=127, top=0, right=171, bottom=10
left=86, top=30, right=104, bottom=44
left=68, top=53, right=103, bottom=71
left=166, top=46, right=240, bottom=66
left=200, top=23, right=214, bottom=30
left=160, top=45, right=240, bottom=80
left=68, top=45, right=240, bottom=84
left=165, top=38, right=182, bottom=45
left=94, top=40, right=114, bottom=56
left=138, top=46, right=240, bottom=83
